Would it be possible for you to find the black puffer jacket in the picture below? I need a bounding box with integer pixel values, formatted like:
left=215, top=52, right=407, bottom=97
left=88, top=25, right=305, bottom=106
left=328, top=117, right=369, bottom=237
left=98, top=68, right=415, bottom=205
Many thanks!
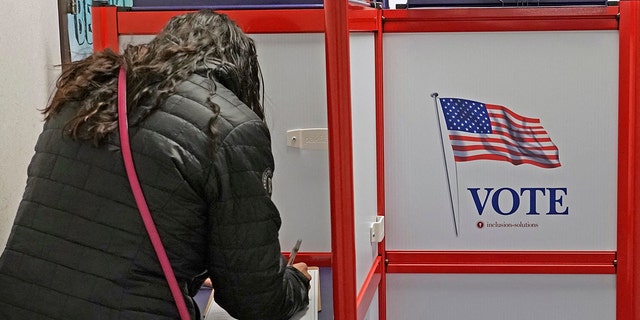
left=0, top=71, right=310, bottom=319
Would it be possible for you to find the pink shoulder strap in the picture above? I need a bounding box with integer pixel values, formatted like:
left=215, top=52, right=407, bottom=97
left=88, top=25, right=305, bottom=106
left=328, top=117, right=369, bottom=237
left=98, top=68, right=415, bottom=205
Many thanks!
left=117, top=66, right=191, bottom=320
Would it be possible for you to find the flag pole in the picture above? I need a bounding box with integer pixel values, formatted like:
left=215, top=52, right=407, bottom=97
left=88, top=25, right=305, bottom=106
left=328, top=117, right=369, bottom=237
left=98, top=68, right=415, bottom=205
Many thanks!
left=431, top=93, right=459, bottom=237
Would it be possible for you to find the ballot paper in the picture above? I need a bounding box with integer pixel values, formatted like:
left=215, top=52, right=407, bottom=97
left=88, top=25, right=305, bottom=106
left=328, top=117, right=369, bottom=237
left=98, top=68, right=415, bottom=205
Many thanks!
left=204, top=267, right=319, bottom=320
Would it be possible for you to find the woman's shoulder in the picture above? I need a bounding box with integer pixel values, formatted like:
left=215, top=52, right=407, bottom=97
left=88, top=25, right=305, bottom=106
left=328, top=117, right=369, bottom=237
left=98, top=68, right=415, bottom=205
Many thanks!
left=174, top=72, right=264, bottom=134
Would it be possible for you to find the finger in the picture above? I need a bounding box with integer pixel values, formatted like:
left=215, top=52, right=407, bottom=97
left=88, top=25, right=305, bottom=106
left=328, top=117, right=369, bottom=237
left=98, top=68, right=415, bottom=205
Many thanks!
left=292, top=263, right=312, bottom=281
left=293, top=262, right=308, bottom=272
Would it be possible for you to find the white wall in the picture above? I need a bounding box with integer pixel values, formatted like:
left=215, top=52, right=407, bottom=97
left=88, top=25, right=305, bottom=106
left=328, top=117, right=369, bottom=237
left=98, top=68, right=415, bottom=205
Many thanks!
left=0, top=2, right=61, bottom=250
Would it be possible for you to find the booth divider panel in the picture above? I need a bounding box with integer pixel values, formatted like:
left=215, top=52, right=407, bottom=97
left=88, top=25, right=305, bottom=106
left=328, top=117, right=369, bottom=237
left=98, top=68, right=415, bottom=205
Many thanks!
left=383, top=31, right=618, bottom=251
left=386, top=274, right=615, bottom=319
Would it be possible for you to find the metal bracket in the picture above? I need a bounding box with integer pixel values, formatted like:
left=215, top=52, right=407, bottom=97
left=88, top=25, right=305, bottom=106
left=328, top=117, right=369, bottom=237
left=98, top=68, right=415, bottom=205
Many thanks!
left=286, top=128, right=328, bottom=150
left=370, top=216, right=385, bottom=243
left=68, top=0, right=78, bottom=14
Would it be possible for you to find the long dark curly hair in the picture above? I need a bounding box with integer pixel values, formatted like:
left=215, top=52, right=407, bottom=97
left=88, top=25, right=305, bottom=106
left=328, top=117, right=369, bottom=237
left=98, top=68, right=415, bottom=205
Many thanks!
left=43, top=10, right=263, bottom=145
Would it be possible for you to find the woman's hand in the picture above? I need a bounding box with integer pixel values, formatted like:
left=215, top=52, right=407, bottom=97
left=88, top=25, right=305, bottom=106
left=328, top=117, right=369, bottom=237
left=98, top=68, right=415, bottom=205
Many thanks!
left=291, top=262, right=312, bottom=281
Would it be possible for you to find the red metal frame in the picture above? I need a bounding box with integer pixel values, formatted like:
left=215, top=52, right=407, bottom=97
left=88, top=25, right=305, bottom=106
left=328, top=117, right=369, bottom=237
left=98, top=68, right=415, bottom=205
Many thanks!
left=617, top=1, right=640, bottom=320
left=382, top=6, right=619, bottom=32
left=117, top=9, right=326, bottom=35
left=91, top=3, right=639, bottom=319
left=324, top=1, right=358, bottom=319
left=374, top=7, right=387, bottom=320
left=356, top=256, right=383, bottom=320
left=386, top=251, right=616, bottom=274
left=92, top=6, right=375, bottom=52
left=349, top=6, right=380, bottom=31
left=380, top=4, right=638, bottom=320
left=92, top=6, right=118, bottom=52
left=283, top=252, right=332, bottom=268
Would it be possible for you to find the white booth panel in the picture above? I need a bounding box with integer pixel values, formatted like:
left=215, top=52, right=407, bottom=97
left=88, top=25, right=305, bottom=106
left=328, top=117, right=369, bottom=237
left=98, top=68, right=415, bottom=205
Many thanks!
left=364, top=289, right=380, bottom=320
left=387, top=274, right=615, bottom=320
left=119, top=34, right=332, bottom=251
left=253, top=34, right=331, bottom=252
left=350, top=33, right=380, bottom=291
left=383, top=31, right=618, bottom=250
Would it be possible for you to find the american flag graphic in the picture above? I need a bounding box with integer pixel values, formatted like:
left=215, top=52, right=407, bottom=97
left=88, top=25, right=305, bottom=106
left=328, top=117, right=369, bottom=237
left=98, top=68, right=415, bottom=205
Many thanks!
left=438, top=97, right=561, bottom=168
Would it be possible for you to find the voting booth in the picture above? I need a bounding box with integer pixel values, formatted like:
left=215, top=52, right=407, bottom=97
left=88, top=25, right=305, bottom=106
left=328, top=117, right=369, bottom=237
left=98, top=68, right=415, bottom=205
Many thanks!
left=91, top=1, right=640, bottom=319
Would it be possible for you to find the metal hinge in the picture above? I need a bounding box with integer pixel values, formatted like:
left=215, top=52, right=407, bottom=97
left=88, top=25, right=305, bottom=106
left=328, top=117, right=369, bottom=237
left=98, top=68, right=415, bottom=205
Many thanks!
left=67, top=0, right=78, bottom=14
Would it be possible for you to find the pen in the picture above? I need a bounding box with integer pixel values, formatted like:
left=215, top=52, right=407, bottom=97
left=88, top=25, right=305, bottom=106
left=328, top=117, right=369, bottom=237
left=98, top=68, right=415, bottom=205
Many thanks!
left=287, top=239, right=302, bottom=266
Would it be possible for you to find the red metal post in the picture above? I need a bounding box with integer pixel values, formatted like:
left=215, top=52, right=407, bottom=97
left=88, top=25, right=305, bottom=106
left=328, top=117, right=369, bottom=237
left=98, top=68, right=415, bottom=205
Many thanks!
left=374, top=7, right=387, bottom=320
left=617, top=1, right=640, bottom=320
left=324, top=0, right=357, bottom=319
left=91, top=5, right=119, bottom=52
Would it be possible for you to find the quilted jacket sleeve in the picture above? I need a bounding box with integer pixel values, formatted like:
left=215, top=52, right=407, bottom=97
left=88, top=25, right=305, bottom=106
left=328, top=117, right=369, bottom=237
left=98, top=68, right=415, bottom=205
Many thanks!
left=205, top=119, right=310, bottom=319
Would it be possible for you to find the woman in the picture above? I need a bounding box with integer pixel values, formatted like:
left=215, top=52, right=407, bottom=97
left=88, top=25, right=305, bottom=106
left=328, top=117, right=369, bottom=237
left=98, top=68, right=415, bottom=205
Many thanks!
left=0, top=10, right=310, bottom=320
